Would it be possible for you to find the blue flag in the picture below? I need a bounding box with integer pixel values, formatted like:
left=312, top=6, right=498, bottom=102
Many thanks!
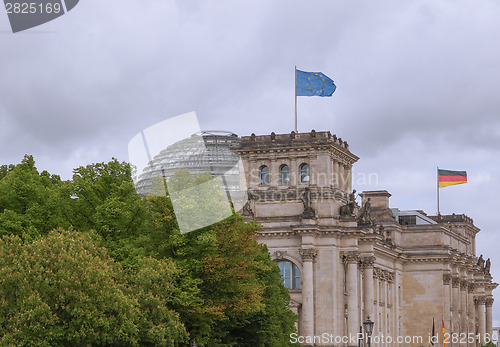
left=296, top=70, right=336, bottom=97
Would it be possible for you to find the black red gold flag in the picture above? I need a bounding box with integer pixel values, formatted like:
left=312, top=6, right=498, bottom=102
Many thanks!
left=438, top=169, right=467, bottom=188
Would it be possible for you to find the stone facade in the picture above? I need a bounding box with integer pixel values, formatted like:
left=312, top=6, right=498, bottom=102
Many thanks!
left=234, top=130, right=497, bottom=347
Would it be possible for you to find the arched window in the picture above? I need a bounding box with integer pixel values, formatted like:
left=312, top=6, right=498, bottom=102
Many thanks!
left=277, top=260, right=301, bottom=289
left=280, top=165, right=290, bottom=184
left=260, top=165, right=269, bottom=185
left=300, top=163, right=310, bottom=183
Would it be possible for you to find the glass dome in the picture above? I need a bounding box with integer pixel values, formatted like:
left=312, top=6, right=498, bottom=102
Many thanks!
left=135, top=131, right=241, bottom=196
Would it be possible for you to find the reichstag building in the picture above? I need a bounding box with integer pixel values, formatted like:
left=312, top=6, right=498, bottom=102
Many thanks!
left=137, top=130, right=496, bottom=347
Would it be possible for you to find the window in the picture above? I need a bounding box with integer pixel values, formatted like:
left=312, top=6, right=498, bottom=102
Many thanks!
left=277, top=260, right=301, bottom=289
left=280, top=165, right=290, bottom=184
left=260, top=165, right=269, bottom=185
left=399, top=215, right=416, bottom=226
left=300, top=163, right=310, bottom=183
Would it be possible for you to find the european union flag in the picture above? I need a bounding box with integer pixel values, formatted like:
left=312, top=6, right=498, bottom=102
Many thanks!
left=296, top=70, right=336, bottom=97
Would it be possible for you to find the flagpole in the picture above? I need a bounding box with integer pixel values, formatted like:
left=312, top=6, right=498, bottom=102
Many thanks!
left=437, top=167, right=440, bottom=215
left=295, top=66, right=298, bottom=133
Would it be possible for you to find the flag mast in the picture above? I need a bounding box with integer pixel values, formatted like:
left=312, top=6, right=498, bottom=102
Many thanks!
left=295, top=66, right=298, bottom=132
left=437, top=167, right=440, bottom=215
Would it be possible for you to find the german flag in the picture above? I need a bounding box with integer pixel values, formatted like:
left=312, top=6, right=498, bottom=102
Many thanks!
left=438, top=169, right=467, bottom=188
left=442, top=319, right=447, bottom=347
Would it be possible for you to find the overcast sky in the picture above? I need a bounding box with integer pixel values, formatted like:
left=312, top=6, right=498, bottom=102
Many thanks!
left=2, top=0, right=500, bottom=327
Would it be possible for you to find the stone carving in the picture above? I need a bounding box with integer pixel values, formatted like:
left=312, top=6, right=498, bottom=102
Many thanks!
left=468, top=282, right=476, bottom=292
left=340, top=189, right=358, bottom=217
left=300, top=187, right=315, bottom=218
left=299, top=248, right=318, bottom=262
left=474, top=296, right=486, bottom=305
left=373, top=267, right=395, bottom=283
left=452, top=276, right=460, bottom=288
left=485, top=258, right=491, bottom=274
left=477, top=255, right=485, bottom=269
left=241, top=191, right=256, bottom=217
left=360, top=256, right=376, bottom=268
left=288, top=299, right=300, bottom=309
left=358, top=198, right=373, bottom=225
left=342, top=251, right=359, bottom=263
left=273, top=250, right=288, bottom=260
left=486, top=298, right=494, bottom=306
left=443, top=273, right=452, bottom=285
left=460, top=280, right=468, bottom=290
left=385, top=228, right=392, bottom=241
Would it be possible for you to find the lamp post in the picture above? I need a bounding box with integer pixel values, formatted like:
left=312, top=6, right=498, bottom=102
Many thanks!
left=363, top=316, right=374, bottom=347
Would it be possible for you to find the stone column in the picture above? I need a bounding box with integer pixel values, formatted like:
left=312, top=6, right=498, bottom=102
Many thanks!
left=443, top=273, right=452, bottom=332
left=467, top=283, right=476, bottom=339
left=361, top=256, right=375, bottom=321
left=476, top=297, right=486, bottom=344
left=346, top=164, right=352, bottom=193
left=460, top=280, right=468, bottom=335
left=344, top=251, right=360, bottom=346
left=343, top=165, right=349, bottom=192
left=299, top=248, right=317, bottom=341
left=333, top=160, right=340, bottom=189
left=270, top=159, right=277, bottom=185
left=486, top=298, right=494, bottom=338
left=249, top=159, right=258, bottom=187
left=290, top=158, right=297, bottom=186
left=452, top=276, right=460, bottom=334
left=309, top=157, right=316, bottom=186
left=339, top=164, right=345, bottom=192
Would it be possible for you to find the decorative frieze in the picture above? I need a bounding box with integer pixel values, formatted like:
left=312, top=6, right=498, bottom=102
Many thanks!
left=273, top=250, right=288, bottom=260
left=300, top=248, right=318, bottom=262
left=373, top=266, right=395, bottom=283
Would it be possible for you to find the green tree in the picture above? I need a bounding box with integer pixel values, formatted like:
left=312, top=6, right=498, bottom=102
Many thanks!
left=0, top=155, right=66, bottom=238
left=141, top=169, right=298, bottom=346
left=0, top=229, right=188, bottom=346
left=61, top=158, right=147, bottom=263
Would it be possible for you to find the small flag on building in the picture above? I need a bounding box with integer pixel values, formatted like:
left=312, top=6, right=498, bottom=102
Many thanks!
left=296, top=70, right=336, bottom=97
left=442, top=319, right=447, bottom=347
left=438, top=169, right=467, bottom=188
left=431, top=318, right=435, bottom=345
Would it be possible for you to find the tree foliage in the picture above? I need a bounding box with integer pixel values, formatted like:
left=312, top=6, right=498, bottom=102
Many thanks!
left=61, top=158, right=147, bottom=263
left=0, top=155, right=66, bottom=238
left=0, top=229, right=187, bottom=346
left=141, top=169, right=297, bottom=346
left=0, top=156, right=298, bottom=346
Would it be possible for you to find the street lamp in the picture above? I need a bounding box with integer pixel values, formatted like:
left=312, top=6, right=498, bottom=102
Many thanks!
left=363, top=316, right=375, bottom=347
